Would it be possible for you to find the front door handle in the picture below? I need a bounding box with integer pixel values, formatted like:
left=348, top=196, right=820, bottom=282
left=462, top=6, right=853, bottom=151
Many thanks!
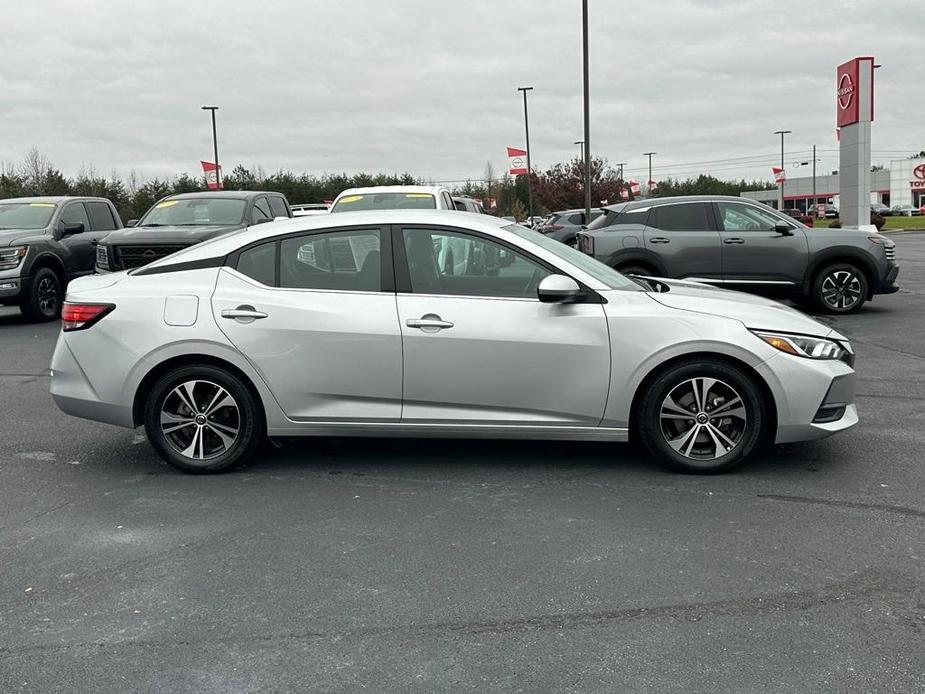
left=406, top=314, right=454, bottom=332
left=723, top=237, right=745, bottom=244
left=221, top=305, right=268, bottom=322
left=649, top=237, right=670, bottom=244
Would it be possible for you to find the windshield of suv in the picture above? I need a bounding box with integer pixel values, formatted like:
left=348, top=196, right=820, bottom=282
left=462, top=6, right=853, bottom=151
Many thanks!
left=331, top=193, right=436, bottom=212
left=139, top=198, right=246, bottom=227
left=0, top=202, right=56, bottom=230
left=505, top=224, right=641, bottom=290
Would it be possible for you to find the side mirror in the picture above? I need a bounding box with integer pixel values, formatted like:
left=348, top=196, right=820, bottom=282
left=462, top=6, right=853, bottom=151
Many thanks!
left=127, top=219, right=139, bottom=227
left=774, top=221, right=794, bottom=235
left=60, top=222, right=85, bottom=235
left=537, top=274, right=582, bottom=303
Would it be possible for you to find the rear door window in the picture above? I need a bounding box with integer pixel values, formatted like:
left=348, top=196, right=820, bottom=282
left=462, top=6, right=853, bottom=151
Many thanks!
left=280, top=228, right=381, bottom=292
left=648, top=203, right=712, bottom=231
left=86, top=201, right=117, bottom=231
left=268, top=196, right=290, bottom=219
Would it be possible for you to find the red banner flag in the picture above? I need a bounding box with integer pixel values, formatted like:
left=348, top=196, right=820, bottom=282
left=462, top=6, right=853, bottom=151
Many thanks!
left=201, top=161, right=221, bottom=190
left=507, top=147, right=528, bottom=176
left=772, top=167, right=786, bottom=184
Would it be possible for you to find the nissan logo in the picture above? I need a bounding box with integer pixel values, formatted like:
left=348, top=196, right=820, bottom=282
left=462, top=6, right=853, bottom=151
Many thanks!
left=837, top=73, right=854, bottom=110
left=142, top=249, right=157, bottom=259
left=914, top=164, right=925, bottom=180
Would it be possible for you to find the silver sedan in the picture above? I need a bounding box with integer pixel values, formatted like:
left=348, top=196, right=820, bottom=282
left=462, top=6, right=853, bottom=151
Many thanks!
left=50, top=210, right=857, bottom=474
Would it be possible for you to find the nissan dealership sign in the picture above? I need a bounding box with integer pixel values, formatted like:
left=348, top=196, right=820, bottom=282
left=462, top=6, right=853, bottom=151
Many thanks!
left=837, top=57, right=874, bottom=127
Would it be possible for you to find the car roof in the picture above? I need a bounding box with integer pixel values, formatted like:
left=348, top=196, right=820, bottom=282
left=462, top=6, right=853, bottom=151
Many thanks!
left=162, top=191, right=281, bottom=201
left=603, top=195, right=760, bottom=212
left=0, top=196, right=111, bottom=204
left=335, top=186, right=447, bottom=198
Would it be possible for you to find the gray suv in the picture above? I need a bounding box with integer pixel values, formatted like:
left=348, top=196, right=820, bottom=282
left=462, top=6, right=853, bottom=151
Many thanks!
left=576, top=195, right=899, bottom=314
left=0, top=196, right=123, bottom=321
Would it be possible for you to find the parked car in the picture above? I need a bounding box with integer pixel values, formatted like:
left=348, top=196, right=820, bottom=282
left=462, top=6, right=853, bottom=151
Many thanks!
left=871, top=203, right=892, bottom=217
left=330, top=186, right=456, bottom=213
left=537, top=208, right=604, bottom=246
left=96, top=191, right=291, bottom=272
left=919, top=204, right=925, bottom=216
left=782, top=208, right=814, bottom=227
left=52, top=210, right=857, bottom=476
left=452, top=196, right=487, bottom=214
left=576, top=195, right=898, bottom=314
left=891, top=204, right=922, bottom=217
left=0, top=196, right=123, bottom=321
left=822, top=204, right=839, bottom=219
left=290, top=203, right=329, bottom=217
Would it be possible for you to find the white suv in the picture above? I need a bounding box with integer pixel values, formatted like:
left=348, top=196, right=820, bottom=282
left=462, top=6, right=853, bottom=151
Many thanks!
left=330, top=186, right=456, bottom=213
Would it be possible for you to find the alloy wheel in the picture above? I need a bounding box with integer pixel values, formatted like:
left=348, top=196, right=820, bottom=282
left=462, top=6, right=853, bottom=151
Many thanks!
left=160, top=380, right=240, bottom=460
left=820, top=270, right=862, bottom=311
left=37, top=277, right=58, bottom=316
left=659, top=377, right=747, bottom=460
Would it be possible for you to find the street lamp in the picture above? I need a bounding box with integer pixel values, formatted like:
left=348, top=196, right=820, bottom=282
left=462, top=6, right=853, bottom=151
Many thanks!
left=201, top=106, right=220, bottom=189
left=581, top=0, right=591, bottom=220
left=774, top=129, right=791, bottom=209
left=516, top=86, right=535, bottom=221
left=643, top=152, right=656, bottom=194
left=574, top=140, right=585, bottom=161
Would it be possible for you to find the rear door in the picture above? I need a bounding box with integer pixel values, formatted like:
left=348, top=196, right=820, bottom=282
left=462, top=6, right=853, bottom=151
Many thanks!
left=643, top=202, right=722, bottom=280
left=394, top=224, right=610, bottom=425
left=213, top=224, right=402, bottom=421
left=714, top=201, right=810, bottom=286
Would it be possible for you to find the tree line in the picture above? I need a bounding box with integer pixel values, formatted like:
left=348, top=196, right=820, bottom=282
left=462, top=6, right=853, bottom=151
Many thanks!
left=1, top=147, right=775, bottom=222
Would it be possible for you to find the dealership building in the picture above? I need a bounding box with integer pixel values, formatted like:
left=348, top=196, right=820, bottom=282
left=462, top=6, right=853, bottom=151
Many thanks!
left=741, top=157, right=925, bottom=212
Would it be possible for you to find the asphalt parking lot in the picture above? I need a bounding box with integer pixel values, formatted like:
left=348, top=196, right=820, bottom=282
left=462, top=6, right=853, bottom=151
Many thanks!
left=1, top=233, right=923, bottom=693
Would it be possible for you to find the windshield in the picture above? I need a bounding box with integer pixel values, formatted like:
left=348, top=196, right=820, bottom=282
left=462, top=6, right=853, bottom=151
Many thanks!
left=139, top=198, right=246, bottom=226
left=331, top=192, right=436, bottom=212
left=505, top=224, right=640, bottom=290
left=0, top=202, right=56, bottom=230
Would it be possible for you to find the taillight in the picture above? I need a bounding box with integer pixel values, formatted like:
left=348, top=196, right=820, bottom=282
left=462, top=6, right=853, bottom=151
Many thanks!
left=61, top=302, right=115, bottom=331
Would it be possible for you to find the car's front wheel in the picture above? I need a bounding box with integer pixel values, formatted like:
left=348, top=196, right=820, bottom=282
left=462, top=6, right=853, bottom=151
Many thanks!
left=143, top=365, right=264, bottom=473
left=20, top=267, right=62, bottom=322
left=812, top=263, right=868, bottom=314
left=635, top=359, right=768, bottom=474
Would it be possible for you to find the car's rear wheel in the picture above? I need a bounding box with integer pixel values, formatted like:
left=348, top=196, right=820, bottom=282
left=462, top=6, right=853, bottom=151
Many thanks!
left=20, top=267, right=62, bottom=322
left=635, top=359, right=767, bottom=474
left=143, top=365, right=264, bottom=474
left=812, top=263, right=868, bottom=314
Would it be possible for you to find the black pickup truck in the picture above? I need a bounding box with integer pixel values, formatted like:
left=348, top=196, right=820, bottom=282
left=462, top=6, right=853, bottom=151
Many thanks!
left=95, top=191, right=292, bottom=272
left=0, top=196, right=123, bottom=321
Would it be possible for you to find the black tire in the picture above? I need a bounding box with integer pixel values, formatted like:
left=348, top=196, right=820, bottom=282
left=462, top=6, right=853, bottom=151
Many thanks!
left=812, top=263, right=868, bottom=314
left=143, top=365, right=264, bottom=474
left=615, top=263, right=656, bottom=278
left=635, top=359, right=768, bottom=474
left=20, top=267, right=62, bottom=322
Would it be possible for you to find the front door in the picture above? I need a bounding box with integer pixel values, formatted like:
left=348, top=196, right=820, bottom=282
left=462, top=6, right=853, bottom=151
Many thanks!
left=394, top=225, right=611, bottom=425
left=213, top=225, right=402, bottom=421
left=642, top=202, right=723, bottom=280
left=714, top=201, right=810, bottom=286
left=57, top=202, right=106, bottom=276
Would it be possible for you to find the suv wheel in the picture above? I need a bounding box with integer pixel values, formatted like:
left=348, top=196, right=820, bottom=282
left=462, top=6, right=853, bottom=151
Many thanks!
left=143, top=365, right=264, bottom=474
left=812, top=263, right=868, bottom=314
left=636, top=359, right=767, bottom=474
left=20, top=267, right=62, bottom=322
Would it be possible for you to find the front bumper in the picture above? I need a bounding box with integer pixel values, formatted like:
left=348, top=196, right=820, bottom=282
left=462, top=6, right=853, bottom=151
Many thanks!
left=755, top=352, right=858, bottom=444
left=874, top=264, right=899, bottom=295
left=0, top=275, right=30, bottom=303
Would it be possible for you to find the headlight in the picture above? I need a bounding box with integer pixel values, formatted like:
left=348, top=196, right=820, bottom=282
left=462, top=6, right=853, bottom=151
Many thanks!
left=0, top=246, right=27, bottom=271
left=752, top=330, right=852, bottom=364
left=96, top=244, right=110, bottom=270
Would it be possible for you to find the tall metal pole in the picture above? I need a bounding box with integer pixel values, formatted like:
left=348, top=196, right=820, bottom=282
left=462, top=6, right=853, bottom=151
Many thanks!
left=643, top=152, right=656, bottom=194
left=812, top=144, right=817, bottom=217
left=581, top=0, right=591, bottom=220
left=517, top=86, right=535, bottom=221
left=774, top=129, right=790, bottom=210
left=202, top=105, right=221, bottom=189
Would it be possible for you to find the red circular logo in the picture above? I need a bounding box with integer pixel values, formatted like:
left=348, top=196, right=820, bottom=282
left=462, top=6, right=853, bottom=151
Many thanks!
left=914, top=164, right=925, bottom=180
left=837, top=73, right=854, bottom=110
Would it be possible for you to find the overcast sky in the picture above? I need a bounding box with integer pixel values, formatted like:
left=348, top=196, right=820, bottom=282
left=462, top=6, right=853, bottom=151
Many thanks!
left=0, top=0, right=921, bottom=187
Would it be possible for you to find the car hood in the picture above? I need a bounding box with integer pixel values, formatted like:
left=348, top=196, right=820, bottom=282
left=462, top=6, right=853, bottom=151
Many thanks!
left=644, top=278, right=839, bottom=338
left=100, top=224, right=243, bottom=245
left=0, top=228, right=48, bottom=246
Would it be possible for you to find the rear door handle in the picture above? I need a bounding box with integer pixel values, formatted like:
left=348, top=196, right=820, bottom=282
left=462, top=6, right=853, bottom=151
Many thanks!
left=406, top=314, right=454, bottom=332
left=221, top=305, right=268, bottom=321
left=723, top=237, right=745, bottom=244
left=649, top=237, right=670, bottom=244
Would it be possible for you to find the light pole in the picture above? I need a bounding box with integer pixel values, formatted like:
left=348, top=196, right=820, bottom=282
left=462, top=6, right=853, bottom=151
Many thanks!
left=581, top=0, right=591, bottom=220
left=201, top=106, right=220, bottom=189
left=774, top=129, right=791, bottom=210
left=812, top=144, right=817, bottom=216
left=574, top=140, right=585, bottom=162
left=517, top=86, right=535, bottom=221
left=643, top=152, right=656, bottom=194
